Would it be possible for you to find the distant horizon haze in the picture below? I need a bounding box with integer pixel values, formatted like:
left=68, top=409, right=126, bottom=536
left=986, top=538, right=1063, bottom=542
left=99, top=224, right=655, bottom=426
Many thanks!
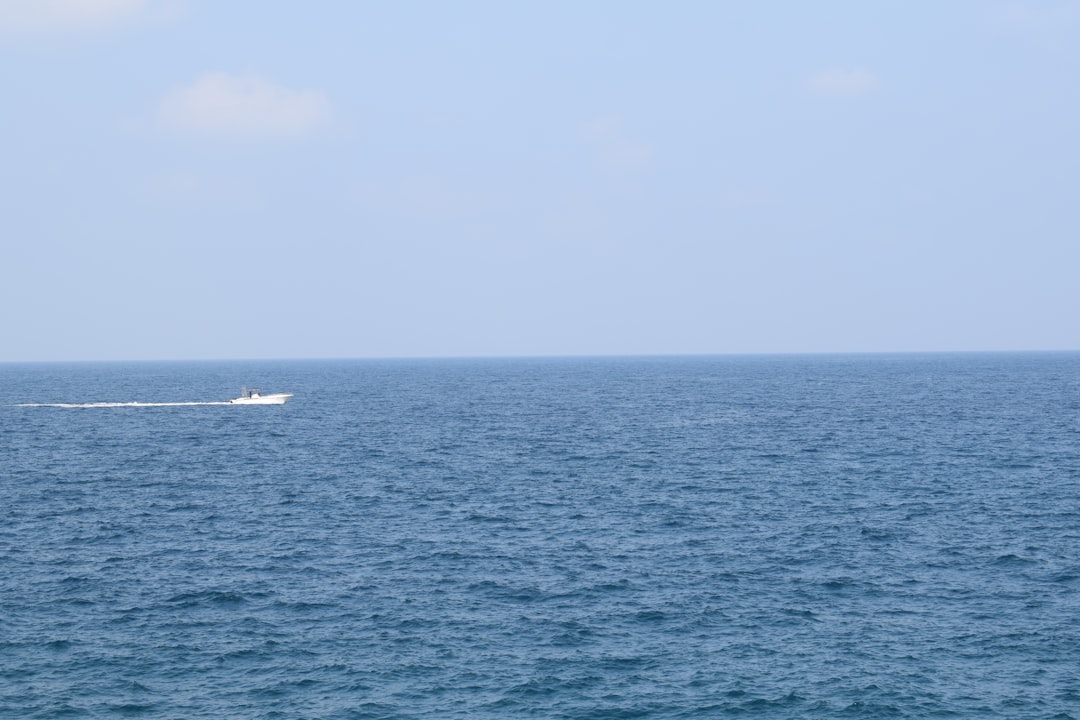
left=4, top=347, right=1080, bottom=366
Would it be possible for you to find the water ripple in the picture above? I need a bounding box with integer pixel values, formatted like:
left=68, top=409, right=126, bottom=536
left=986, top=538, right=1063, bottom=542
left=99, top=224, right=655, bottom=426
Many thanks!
left=1, top=355, right=1079, bottom=718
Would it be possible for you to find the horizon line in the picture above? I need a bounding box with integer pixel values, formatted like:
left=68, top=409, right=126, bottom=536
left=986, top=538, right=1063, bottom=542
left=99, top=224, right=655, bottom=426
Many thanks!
left=3, top=348, right=1079, bottom=364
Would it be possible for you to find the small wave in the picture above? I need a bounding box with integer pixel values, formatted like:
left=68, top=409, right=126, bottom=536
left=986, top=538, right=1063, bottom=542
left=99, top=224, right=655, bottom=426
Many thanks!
left=166, top=590, right=250, bottom=607
left=633, top=610, right=668, bottom=624
left=859, top=526, right=897, bottom=541
left=105, top=703, right=158, bottom=715
left=821, top=577, right=856, bottom=591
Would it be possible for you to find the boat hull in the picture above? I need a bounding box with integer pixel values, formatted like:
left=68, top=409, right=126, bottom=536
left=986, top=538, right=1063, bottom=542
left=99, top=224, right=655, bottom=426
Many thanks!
left=229, top=393, right=293, bottom=405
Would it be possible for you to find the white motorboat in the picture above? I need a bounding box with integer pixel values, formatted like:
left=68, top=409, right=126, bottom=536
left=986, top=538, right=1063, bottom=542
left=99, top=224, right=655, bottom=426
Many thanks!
left=229, top=387, right=293, bottom=405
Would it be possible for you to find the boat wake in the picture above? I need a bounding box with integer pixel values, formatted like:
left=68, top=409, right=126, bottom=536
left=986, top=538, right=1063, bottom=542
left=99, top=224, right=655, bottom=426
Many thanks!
left=15, top=388, right=292, bottom=408
left=15, top=401, right=233, bottom=408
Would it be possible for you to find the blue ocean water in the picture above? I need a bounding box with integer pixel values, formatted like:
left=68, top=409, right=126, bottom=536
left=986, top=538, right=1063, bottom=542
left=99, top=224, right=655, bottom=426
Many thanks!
left=2, top=354, right=1079, bottom=719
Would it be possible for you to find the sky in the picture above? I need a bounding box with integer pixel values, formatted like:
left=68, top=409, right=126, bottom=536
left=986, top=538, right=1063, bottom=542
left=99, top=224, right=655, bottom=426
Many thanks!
left=2, top=0, right=1078, bottom=361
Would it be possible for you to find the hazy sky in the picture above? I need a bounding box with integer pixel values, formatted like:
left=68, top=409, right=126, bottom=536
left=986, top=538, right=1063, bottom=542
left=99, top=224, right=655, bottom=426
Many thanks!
left=2, top=0, right=1078, bottom=361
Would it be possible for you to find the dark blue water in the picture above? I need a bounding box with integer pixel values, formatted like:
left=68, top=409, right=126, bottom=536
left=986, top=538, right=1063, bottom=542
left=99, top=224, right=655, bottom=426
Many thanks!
left=2, top=354, right=1079, bottom=718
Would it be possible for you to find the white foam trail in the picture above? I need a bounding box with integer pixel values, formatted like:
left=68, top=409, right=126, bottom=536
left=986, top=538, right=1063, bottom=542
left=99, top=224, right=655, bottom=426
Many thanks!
left=15, top=401, right=233, bottom=408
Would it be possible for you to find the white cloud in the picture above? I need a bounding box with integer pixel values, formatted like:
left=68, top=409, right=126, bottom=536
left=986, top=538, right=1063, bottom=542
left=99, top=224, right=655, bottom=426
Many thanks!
left=807, top=68, right=879, bottom=97
left=983, top=1, right=1080, bottom=44
left=0, top=0, right=147, bottom=31
left=158, top=72, right=332, bottom=138
left=985, top=1, right=1080, bottom=29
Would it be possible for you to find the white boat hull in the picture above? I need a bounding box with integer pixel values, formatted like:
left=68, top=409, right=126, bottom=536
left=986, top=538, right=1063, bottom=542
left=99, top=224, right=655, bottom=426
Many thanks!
left=229, top=393, right=293, bottom=405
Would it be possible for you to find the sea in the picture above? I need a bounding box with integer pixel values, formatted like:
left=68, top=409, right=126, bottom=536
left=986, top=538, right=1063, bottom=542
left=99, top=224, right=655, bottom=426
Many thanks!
left=2, top=353, right=1079, bottom=719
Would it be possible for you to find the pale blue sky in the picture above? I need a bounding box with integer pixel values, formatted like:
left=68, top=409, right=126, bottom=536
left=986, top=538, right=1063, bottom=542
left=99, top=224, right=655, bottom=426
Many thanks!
left=2, top=0, right=1078, bottom=361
